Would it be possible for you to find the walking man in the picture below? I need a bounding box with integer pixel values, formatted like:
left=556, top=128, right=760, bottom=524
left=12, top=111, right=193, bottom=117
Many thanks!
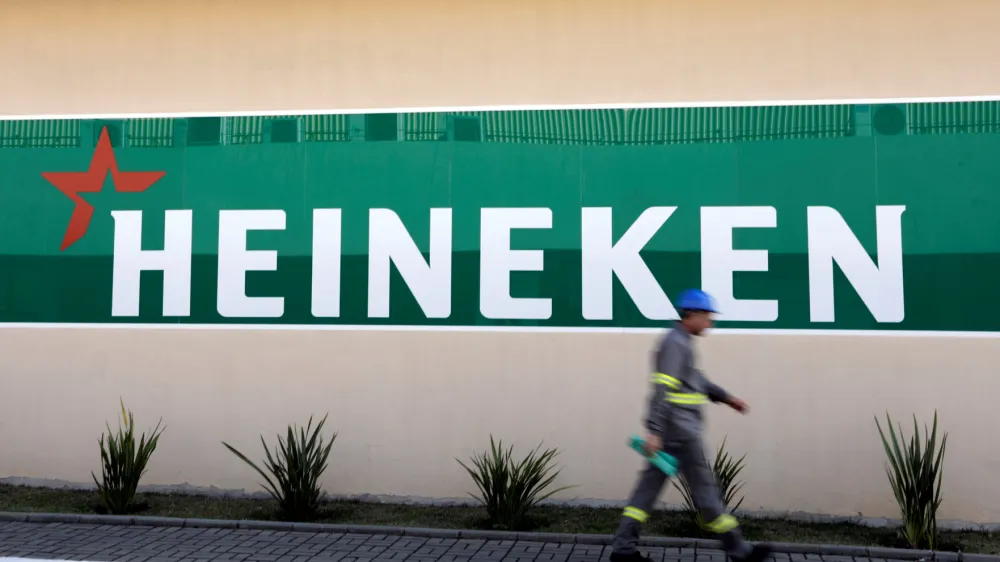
left=609, top=289, right=772, bottom=562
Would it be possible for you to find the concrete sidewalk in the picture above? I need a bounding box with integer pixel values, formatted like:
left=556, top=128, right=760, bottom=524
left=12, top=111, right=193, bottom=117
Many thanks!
left=0, top=518, right=996, bottom=562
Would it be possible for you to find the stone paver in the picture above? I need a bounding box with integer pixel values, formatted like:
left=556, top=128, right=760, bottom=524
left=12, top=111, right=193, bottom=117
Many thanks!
left=0, top=521, right=952, bottom=562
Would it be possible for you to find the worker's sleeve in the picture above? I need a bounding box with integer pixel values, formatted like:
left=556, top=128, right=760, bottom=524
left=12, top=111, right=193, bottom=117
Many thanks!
left=703, top=375, right=731, bottom=404
left=645, top=337, right=687, bottom=436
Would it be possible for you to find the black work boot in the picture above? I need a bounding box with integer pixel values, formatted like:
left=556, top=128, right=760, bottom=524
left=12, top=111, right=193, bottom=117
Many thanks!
left=609, top=551, right=655, bottom=562
left=731, top=544, right=773, bottom=562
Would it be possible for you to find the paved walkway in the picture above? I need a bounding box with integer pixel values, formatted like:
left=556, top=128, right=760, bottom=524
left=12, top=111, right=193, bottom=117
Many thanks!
left=0, top=521, right=923, bottom=562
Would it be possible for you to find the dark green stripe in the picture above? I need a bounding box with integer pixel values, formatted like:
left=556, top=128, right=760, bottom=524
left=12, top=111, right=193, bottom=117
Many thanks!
left=0, top=252, right=994, bottom=331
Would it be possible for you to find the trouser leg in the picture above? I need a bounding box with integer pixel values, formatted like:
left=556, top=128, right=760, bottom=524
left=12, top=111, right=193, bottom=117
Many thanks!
left=611, top=462, right=669, bottom=555
left=673, top=438, right=752, bottom=560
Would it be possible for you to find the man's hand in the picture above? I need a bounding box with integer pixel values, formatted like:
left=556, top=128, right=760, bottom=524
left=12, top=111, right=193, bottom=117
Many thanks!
left=726, top=396, right=750, bottom=414
left=642, top=433, right=663, bottom=456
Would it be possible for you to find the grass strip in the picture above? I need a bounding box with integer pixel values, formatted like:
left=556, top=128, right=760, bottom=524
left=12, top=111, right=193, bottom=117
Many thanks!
left=1, top=484, right=996, bottom=554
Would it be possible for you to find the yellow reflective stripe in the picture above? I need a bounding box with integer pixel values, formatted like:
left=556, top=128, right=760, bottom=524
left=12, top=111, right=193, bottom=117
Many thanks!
left=704, top=514, right=739, bottom=533
left=623, top=506, right=649, bottom=523
left=650, top=372, right=681, bottom=389
left=665, top=392, right=708, bottom=405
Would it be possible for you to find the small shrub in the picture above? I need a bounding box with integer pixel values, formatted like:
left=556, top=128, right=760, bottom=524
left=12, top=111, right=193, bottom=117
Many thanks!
left=457, top=435, right=575, bottom=531
left=875, top=410, right=948, bottom=550
left=675, top=436, right=746, bottom=530
left=91, top=399, right=165, bottom=515
left=222, top=414, right=337, bottom=522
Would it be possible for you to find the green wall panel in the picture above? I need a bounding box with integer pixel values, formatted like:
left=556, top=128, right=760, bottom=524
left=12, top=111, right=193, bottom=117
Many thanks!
left=2, top=102, right=999, bottom=331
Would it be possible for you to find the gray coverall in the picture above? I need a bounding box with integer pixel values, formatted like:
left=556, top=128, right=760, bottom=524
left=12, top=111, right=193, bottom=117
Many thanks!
left=611, top=324, right=753, bottom=559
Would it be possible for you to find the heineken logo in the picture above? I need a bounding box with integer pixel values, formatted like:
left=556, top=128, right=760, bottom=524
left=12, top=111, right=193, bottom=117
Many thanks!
left=19, top=106, right=985, bottom=333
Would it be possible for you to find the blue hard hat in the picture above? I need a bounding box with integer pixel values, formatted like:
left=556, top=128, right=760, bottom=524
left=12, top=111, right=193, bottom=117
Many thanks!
left=675, top=288, right=718, bottom=314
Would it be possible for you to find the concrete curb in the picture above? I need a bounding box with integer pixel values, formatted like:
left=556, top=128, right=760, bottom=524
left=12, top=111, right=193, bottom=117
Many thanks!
left=0, top=511, right=995, bottom=561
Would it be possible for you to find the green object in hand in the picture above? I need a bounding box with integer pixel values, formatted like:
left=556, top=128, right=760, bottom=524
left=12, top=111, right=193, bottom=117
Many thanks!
left=628, top=434, right=679, bottom=476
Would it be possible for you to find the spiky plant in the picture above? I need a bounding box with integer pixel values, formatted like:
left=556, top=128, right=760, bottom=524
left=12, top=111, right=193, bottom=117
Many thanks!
left=223, top=414, right=337, bottom=521
left=92, top=399, right=165, bottom=515
left=676, top=436, right=746, bottom=530
left=875, top=410, right=948, bottom=550
left=457, top=435, right=575, bottom=531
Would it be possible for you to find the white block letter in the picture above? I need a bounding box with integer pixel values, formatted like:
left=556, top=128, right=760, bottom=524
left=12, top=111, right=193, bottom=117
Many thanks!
left=312, top=209, right=342, bottom=317
left=581, top=207, right=677, bottom=320
left=217, top=210, right=285, bottom=318
left=700, top=206, right=778, bottom=322
left=368, top=208, right=452, bottom=318
left=480, top=208, right=552, bottom=320
left=111, top=210, right=193, bottom=317
left=807, top=206, right=906, bottom=323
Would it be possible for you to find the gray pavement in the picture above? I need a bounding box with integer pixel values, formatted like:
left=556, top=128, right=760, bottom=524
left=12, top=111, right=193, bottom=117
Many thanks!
left=0, top=521, right=964, bottom=562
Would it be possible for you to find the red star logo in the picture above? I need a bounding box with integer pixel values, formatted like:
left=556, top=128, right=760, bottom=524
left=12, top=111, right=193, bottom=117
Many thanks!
left=42, top=126, right=165, bottom=251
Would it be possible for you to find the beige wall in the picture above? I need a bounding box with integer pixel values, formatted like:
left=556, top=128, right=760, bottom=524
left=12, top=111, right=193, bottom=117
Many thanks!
left=2, top=0, right=1000, bottom=524
left=1, top=328, right=999, bottom=523
left=3, top=0, right=1000, bottom=116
